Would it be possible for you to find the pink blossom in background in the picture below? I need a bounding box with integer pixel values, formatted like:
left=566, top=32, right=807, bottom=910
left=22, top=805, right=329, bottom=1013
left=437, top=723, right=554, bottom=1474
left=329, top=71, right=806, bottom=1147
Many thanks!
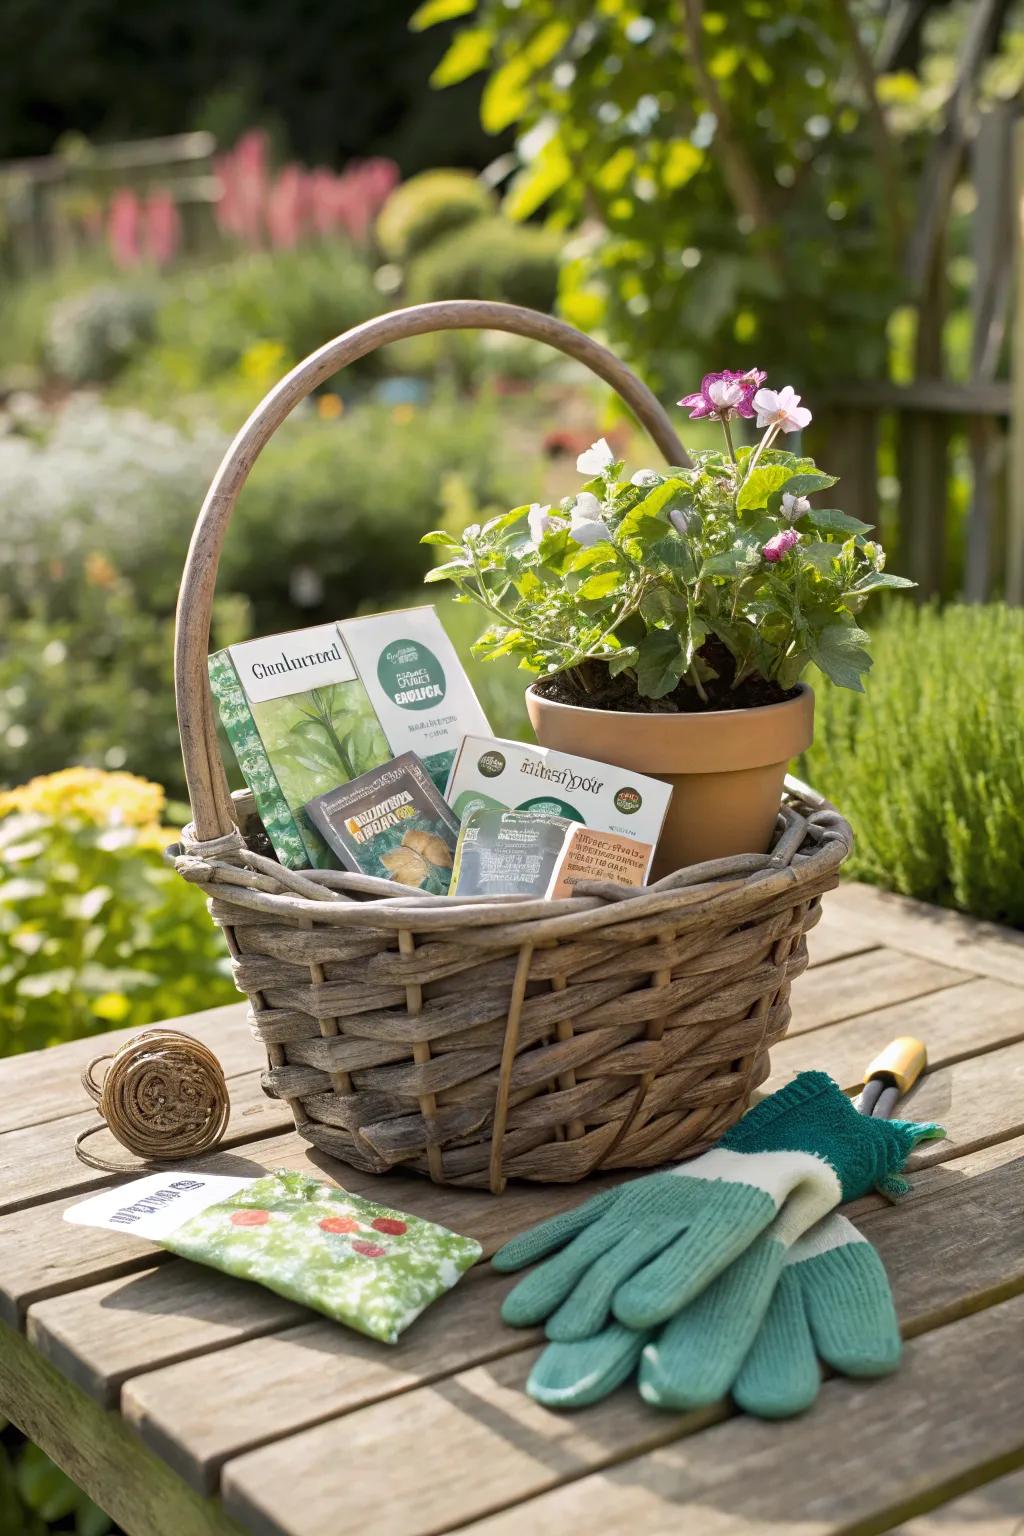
left=266, top=163, right=308, bottom=249
left=214, top=128, right=270, bottom=247
left=144, top=188, right=181, bottom=266
left=212, top=132, right=399, bottom=250
left=108, top=189, right=142, bottom=268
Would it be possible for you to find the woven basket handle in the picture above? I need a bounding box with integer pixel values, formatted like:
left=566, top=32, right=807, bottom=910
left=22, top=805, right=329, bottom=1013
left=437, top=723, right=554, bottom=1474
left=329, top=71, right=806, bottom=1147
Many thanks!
left=175, top=299, right=688, bottom=841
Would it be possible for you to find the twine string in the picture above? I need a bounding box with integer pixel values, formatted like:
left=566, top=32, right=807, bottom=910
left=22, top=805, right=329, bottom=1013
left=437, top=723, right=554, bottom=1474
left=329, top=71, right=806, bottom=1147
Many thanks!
left=74, top=1027, right=230, bottom=1173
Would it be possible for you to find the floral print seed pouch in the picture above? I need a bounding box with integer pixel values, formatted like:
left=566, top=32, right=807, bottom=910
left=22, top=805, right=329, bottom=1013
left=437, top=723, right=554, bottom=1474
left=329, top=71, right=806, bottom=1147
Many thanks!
left=65, top=1169, right=481, bottom=1344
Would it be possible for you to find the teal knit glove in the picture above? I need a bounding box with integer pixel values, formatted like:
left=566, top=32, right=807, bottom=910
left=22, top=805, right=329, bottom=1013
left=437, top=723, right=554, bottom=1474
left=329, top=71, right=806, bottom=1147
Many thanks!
left=523, top=1212, right=901, bottom=1416
left=731, top=1213, right=901, bottom=1417
left=493, top=1072, right=938, bottom=1339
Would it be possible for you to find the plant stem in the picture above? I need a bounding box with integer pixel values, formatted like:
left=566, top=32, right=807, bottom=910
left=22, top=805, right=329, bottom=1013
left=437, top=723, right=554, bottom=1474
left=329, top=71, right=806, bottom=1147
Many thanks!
left=721, top=414, right=737, bottom=464
left=688, top=660, right=709, bottom=702
left=744, top=422, right=780, bottom=480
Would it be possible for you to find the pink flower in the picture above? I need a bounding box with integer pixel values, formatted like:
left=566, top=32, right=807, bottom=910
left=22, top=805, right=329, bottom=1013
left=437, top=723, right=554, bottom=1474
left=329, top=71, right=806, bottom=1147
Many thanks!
left=678, top=368, right=766, bottom=421
left=144, top=189, right=181, bottom=267
left=108, top=190, right=141, bottom=269
left=753, top=386, right=812, bottom=433
left=763, top=528, right=800, bottom=562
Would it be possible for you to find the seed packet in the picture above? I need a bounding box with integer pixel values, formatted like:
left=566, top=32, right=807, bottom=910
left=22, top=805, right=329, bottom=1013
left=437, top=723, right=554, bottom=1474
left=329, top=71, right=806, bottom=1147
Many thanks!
left=449, top=809, right=654, bottom=899
left=339, top=608, right=491, bottom=795
left=445, top=736, right=672, bottom=879
left=64, top=1169, right=481, bottom=1345
left=449, top=810, right=569, bottom=898
left=305, top=752, right=460, bottom=894
left=208, top=608, right=489, bottom=870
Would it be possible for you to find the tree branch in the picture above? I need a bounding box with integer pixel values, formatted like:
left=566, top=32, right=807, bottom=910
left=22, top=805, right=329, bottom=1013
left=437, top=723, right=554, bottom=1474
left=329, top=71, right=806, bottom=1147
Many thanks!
left=835, top=0, right=906, bottom=262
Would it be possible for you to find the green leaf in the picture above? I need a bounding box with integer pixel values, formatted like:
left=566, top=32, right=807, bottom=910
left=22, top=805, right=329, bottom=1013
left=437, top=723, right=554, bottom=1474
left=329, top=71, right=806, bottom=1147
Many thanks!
left=802, top=507, right=873, bottom=536
left=567, top=543, right=616, bottom=574
left=420, top=529, right=460, bottom=547
left=577, top=569, right=621, bottom=600
left=410, top=0, right=476, bottom=29
left=481, top=56, right=532, bottom=132
left=506, top=137, right=572, bottom=221
left=846, top=571, right=916, bottom=595
left=779, top=471, right=838, bottom=498
left=635, top=631, right=687, bottom=699
left=606, top=646, right=638, bottom=677
left=649, top=535, right=698, bottom=582
left=639, top=587, right=675, bottom=628
left=737, top=464, right=792, bottom=513
left=423, top=558, right=471, bottom=583
left=430, top=27, right=491, bottom=86
left=700, top=542, right=761, bottom=578
left=811, top=623, right=872, bottom=692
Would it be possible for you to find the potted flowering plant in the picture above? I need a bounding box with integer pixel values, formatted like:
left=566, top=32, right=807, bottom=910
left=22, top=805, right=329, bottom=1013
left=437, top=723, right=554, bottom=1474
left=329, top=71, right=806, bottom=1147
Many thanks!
left=423, top=370, right=913, bottom=872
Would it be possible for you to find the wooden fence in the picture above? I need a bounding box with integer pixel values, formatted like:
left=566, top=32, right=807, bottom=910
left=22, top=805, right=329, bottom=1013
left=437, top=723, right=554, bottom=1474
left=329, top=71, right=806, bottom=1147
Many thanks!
left=0, top=131, right=220, bottom=277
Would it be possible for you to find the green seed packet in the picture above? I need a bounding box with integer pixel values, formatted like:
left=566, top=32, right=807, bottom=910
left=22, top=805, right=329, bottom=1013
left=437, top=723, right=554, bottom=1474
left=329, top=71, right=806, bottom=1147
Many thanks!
left=65, top=1169, right=481, bottom=1345
left=305, top=752, right=460, bottom=894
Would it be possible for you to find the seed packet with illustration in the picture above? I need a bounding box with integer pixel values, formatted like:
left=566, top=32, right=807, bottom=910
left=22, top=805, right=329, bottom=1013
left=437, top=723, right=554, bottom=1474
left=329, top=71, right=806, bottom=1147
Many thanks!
left=65, top=1170, right=481, bottom=1345
left=305, top=752, right=460, bottom=893
left=449, top=809, right=653, bottom=899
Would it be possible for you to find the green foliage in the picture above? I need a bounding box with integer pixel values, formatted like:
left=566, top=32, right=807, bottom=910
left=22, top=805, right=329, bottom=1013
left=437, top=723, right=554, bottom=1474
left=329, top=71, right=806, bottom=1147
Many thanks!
left=121, top=243, right=383, bottom=403
left=420, top=2, right=1024, bottom=388
left=376, top=168, right=495, bottom=260
left=0, top=768, right=236, bottom=1055
left=224, top=394, right=522, bottom=634
left=424, top=407, right=911, bottom=701
left=46, top=284, right=157, bottom=385
left=406, top=214, right=562, bottom=310
left=800, top=604, right=1024, bottom=928
left=0, top=1428, right=111, bottom=1536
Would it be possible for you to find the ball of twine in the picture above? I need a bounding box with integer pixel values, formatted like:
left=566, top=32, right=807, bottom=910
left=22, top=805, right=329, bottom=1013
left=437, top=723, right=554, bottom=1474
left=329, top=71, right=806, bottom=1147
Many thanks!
left=75, top=1027, right=230, bottom=1172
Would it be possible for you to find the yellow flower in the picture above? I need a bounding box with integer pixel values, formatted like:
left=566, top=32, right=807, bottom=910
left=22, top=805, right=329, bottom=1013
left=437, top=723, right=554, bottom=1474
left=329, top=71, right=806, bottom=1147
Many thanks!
left=84, top=551, right=118, bottom=589
left=0, top=767, right=166, bottom=830
left=239, top=339, right=287, bottom=387
left=317, top=393, right=344, bottom=420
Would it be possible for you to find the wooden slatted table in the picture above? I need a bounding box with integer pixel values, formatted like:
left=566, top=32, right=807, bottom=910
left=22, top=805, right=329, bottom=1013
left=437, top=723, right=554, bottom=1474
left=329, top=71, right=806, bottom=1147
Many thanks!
left=2, top=881, right=1023, bottom=1536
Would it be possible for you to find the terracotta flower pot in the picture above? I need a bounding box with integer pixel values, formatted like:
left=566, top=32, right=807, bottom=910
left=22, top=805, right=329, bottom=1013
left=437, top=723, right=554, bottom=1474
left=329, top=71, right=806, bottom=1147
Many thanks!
left=525, top=682, right=815, bottom=878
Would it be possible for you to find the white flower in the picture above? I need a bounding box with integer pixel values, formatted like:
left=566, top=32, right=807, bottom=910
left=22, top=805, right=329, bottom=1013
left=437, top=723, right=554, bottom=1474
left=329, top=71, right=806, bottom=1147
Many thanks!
left=753, top=386, right=812, bottom=433
left=706, top=379, right=745, bottom=412
left=568, top=491, right=611, bottom=547
left=576, top=438, right=615, bottom=476
left=630, top=468, right=660, bottom=486
left=781, top=492, right=811, bottom=517
left=527, top=502, right=564, bottom=544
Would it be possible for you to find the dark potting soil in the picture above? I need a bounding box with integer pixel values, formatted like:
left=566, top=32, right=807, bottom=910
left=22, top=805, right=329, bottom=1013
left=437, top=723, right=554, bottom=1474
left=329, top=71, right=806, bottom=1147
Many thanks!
left=534, top=641, right=798, bottom=715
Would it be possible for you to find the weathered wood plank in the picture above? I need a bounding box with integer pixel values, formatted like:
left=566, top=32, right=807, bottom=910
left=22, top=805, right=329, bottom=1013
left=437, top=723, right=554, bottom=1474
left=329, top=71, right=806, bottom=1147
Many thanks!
left=803, top=901, right=879, bottom=968
left=787, top=949, right=971, bottom=1036
left=889, top=1466, right=1024, bottom=1533
left=0, top=1320, right=239, bottom=1536
left=123, top=1270, right=534, bottom=1492
left=0, top=1001, right=252, bottom=1136
left=772, top=975, right=1024, bottom=1091
left=215, top=1149, right=1024, bottom=1536
left=27, top=1263, right=307, bottom=1405
left=827, top=883, right=1024, bottom=988
left=0, top=1068, right=294, bottom=1216
left=123, top=1136, right=1024, bottom=1498
left=454, top=1295, right=1024, bottom=1536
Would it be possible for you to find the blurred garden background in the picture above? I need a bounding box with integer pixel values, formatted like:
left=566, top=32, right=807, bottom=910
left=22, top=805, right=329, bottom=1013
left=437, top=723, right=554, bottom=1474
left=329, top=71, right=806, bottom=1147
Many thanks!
left=1, top=1, right=1023, bottom=1526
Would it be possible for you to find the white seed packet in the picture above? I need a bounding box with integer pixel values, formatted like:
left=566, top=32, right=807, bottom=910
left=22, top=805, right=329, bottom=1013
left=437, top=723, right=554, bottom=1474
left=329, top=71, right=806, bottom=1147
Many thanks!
left=339, top=608, right=491, bottom=793
left=445, top=735, right=672, bottom=870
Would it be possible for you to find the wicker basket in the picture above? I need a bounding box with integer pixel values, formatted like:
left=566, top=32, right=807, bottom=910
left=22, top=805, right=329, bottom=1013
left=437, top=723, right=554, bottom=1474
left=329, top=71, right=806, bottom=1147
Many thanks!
left=171, top=300, right=853, bottom=1192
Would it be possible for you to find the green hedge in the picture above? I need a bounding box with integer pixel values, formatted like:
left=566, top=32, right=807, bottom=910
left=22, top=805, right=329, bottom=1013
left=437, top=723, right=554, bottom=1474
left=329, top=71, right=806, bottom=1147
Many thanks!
left=376, top=169, right=495, bottom=261
left=406, top=216, right=562, bottom=311
left=800, top=603, right=1024, bottom=927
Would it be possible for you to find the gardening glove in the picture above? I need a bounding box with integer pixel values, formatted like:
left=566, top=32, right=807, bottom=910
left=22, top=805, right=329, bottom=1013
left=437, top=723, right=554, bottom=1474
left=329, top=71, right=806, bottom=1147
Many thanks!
left=521, top=1211, right=902, bottom=1416
left=493, top=1071, right=940, bottom=1342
